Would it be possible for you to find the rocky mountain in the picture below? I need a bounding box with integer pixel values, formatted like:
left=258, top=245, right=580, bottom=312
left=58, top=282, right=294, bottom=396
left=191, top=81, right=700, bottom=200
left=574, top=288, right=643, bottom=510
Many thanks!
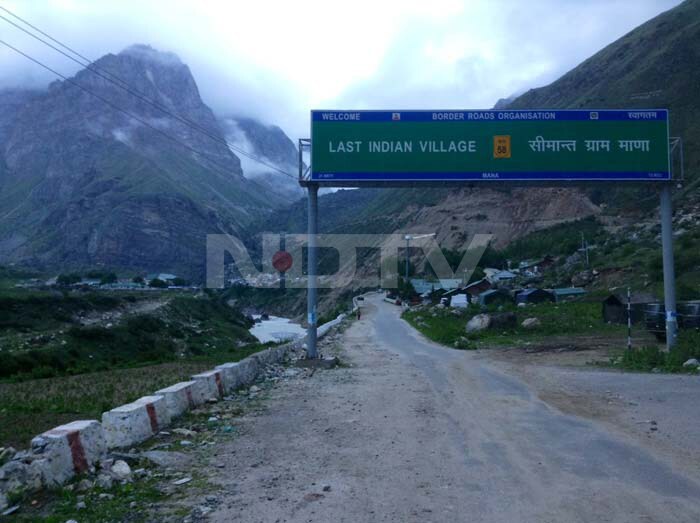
left=4, top=0, right=697, bottom=281
left=219, top=116, right=304, bottom=202
left=507, top=0, right=699, bottom=202
left=258, top=186, right=597, bottom=249
left=0, top=45, right=299, bottom=278
left=492, top=94, right=517, bottom=110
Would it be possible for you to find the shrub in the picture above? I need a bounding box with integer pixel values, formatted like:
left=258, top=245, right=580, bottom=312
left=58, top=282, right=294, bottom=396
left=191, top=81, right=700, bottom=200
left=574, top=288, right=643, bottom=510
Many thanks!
left=617, top=331, right=700, bottom=372
left=57, top=273, right=81, bottom=286
left=100, top=272, right=118, bottom=285
left=618, top=345, right=666, bottom=371
left=69, top=326, right=115, bottom=341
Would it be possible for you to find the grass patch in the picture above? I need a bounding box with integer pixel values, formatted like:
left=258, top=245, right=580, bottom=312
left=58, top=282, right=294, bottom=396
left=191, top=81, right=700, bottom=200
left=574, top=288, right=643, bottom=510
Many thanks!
left=402, top=301, right=626, bottom=349
left=613, top=330, right=700, bottom=373
left=0, top=336, right=266, bottom=449
left=0, top=292, right=121, bottom=333
left=12, top=476, right=168, bottom=522
left=0, top=289, right=272, bottom=448
left=0, top=293, right=256, bottom=381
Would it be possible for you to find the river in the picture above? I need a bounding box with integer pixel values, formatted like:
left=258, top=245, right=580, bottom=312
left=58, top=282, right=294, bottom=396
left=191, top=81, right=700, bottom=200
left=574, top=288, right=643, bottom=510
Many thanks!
left=249, top=315, right=306, bottom=344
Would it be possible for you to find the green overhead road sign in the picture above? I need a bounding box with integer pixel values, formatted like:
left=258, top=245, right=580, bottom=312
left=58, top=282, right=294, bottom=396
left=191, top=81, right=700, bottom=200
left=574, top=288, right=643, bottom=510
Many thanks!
left=310, top=110, right=670, bottom=182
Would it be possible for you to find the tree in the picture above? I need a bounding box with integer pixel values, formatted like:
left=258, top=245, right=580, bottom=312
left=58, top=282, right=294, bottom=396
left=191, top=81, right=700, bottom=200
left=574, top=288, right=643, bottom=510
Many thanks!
left=149, top=278, right=168, bottom=288
left=397, top=276, right=417, bottom=300
left=57, top=273, right=81, bottom=286
left=133, top=276, right=145, bottom=284
left=100, top=272, right=118, bottom=285
left=171, top=277, right=188, bottom=287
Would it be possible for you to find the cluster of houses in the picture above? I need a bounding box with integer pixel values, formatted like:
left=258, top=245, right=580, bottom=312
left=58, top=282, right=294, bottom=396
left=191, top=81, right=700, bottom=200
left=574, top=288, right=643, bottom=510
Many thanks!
left=409, top=257, right=586, bottom=308
left=411, top=267, right=680, bottom=335
left=17, top=273, right=193, bottom=291
left=412, top=278, right=586, bottom=308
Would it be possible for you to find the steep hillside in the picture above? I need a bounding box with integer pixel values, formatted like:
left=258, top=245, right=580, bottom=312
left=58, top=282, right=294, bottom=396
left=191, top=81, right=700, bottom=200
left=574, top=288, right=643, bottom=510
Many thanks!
left=0, top=45, right=296, bottom=278
left=219, top=115, right=304, bottom=202
left=256, top=186, right=597, bottom=249
left=508, top=0, right=700, bottom=200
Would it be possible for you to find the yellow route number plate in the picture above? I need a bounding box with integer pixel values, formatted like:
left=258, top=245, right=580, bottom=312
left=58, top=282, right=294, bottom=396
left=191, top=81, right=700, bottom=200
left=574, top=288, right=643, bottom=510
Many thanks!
left=493, top=135, right=511, bottom=159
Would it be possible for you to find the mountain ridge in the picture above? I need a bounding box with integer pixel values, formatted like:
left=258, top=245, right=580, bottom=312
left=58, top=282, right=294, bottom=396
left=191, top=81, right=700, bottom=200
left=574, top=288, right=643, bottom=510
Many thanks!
left=506, top=0, right=699, bottom=187
left=0, top=45, right=300, bottom=278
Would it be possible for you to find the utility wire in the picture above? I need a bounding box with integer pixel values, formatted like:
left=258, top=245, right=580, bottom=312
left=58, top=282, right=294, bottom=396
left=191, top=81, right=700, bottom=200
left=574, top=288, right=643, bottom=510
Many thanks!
left=0, top=6, right=297, bottom=179
left=0, top=39, right=292, bottom=199
left=0, top=5, right=92, bottom=64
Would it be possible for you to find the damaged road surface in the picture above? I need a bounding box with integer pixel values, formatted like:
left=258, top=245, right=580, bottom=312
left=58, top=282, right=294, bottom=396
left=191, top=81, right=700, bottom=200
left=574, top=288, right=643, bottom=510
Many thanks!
left=206, top=294, right=700, bottom=522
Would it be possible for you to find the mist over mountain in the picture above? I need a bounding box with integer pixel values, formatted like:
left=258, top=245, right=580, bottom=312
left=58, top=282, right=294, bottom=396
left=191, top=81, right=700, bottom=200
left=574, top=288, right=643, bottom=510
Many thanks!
left=219, top=115, right=304, bottom=202
left=1, top=0, right=698, bottom=280
left=0, top=45, right=300, bottom=278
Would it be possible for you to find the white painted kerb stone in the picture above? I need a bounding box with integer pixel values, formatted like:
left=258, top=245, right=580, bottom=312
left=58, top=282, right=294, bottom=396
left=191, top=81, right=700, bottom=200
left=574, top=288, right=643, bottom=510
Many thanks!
left=154, top=381, right=198, bottom=418
left=102, top=395, right=168, bottom=449
left=235, top=358, right=260, bottom=387
left=191, top=370, right=225, bottom=400
left=215, top=363, right=243, bottom=392
left=30, top=420, right=105, bottom=486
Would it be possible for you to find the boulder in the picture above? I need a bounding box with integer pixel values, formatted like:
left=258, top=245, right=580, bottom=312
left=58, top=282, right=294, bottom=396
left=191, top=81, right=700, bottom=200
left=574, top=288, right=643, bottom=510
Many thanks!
left=110, top=460, right=131, bottom=481
left=571, top=270, right=593, bottom=287
left=521, top=317, right=541, bottom=329
left=466, top=314, right=491, bottom=333
left=490, top=312, right=517, bottom=330
left=682, top=358, right=699, bottom=368
left=0, top=459, right=43, bottom=493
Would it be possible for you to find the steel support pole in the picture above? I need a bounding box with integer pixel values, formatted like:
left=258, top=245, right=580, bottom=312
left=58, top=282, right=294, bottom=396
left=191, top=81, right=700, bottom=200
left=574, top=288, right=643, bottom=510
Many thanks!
left=660, top=184, right=678, bottom=350
left=405, top=237, right=410, bottom=282
left=306, top=183, right=319, bottom=359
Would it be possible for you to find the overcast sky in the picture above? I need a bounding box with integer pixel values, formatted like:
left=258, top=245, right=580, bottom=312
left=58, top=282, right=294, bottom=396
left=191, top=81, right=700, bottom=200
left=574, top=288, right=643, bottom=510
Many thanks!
left=0, top=0, right=683, bottom=139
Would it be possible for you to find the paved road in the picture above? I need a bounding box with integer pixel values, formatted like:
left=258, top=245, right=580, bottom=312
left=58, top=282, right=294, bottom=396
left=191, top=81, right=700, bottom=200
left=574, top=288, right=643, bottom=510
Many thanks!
left=210, top=295, right=700, bottom=522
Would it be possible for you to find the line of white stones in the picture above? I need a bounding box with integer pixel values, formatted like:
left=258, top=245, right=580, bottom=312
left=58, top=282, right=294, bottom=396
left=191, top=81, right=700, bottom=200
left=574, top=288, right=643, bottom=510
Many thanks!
left=0, top=303, right=359, bottom=507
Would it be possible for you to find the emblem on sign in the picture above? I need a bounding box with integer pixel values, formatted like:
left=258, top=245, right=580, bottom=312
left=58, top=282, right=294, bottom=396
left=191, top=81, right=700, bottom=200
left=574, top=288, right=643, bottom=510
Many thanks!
left=392, top=113, right=401, bottom=121
left=493, top=135, right=511, bottom=159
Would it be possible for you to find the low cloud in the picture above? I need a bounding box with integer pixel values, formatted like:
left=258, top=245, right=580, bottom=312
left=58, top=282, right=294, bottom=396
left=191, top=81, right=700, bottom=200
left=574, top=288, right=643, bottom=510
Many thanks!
left=220, top=118, right=286, bottom=179
left=0, top=0, right=682, bottom=140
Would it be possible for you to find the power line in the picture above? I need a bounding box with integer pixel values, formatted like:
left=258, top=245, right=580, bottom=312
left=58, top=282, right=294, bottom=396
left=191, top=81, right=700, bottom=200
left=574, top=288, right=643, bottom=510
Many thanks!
left=0, top=38, right=289, bottom=200
left=0, top=5, right=92, bottom=64
left=0, top=11, right=296, bottom=179
left=0, top=5, right=296, bottom=179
